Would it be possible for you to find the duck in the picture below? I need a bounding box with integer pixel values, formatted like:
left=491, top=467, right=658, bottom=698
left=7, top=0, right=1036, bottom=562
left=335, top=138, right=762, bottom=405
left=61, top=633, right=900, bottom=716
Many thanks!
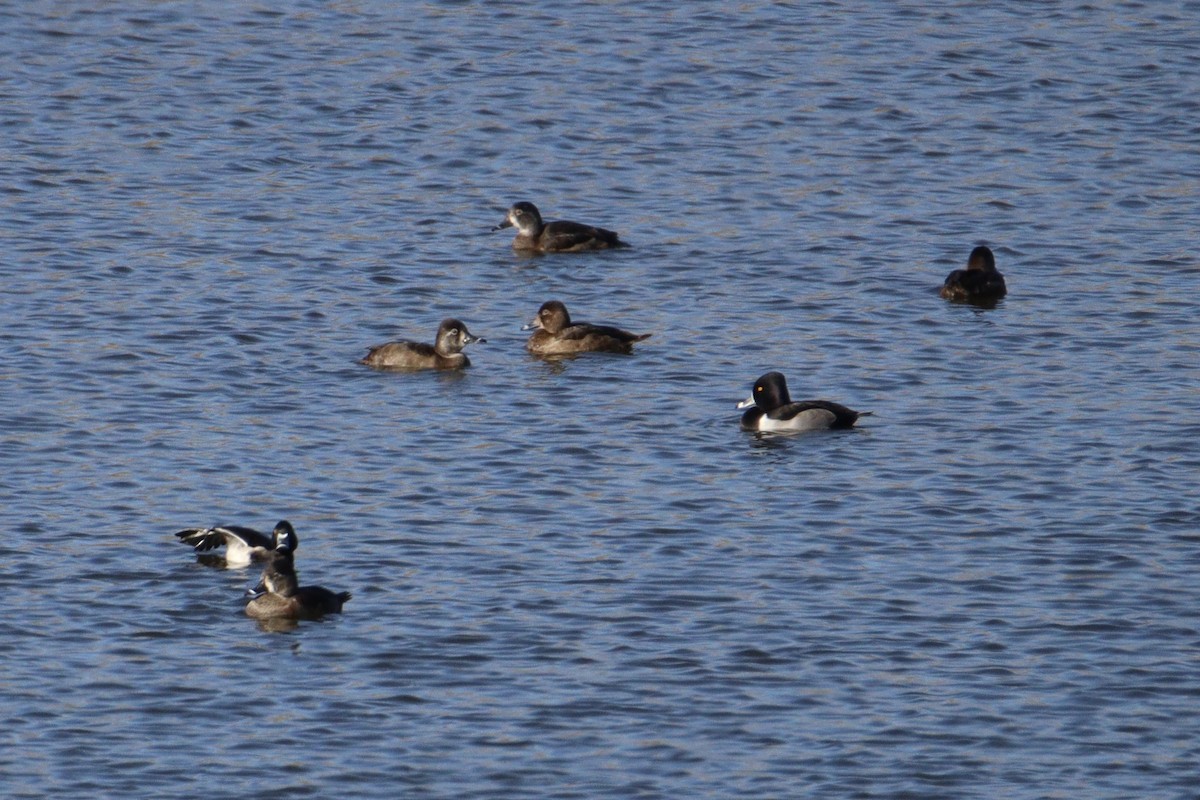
left=175, top=520, right=294, bottom=567
left=245, top=531, right=351, bottom=620
left=523, top=300, right=650, bottom=356
left=940, top=245, right=1007, bottom=305
left=361, top=318, right=484, bottom=370
left=492, top=201, right=627, bottom=252
left=737, top=371, right=867, bottom=432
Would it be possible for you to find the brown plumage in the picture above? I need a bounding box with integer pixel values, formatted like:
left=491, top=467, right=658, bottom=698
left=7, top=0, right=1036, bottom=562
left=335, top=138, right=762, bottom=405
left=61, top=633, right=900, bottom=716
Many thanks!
left=245, top=549, right=350, bottom=621
left=523, top=300, right=650, bottom=356
left=493, top=201, right=627, bottom=253
left=361, top=318, right=484, bottom=370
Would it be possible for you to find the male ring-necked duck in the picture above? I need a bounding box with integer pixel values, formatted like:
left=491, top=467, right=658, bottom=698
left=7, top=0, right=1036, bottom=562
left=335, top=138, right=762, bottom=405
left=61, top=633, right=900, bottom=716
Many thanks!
left=245, top=534, right=350, bottom=620
left=361, top=318, right=484, bottom=370
left=175, top=519, right=294, bottom=567
left=523, top=300, right=650, bottom=356
left=940, top=245, right=1007, bottom=305
left=493, top=201, right=627, bottom=253
left=737, top=371, right=867, bottom=432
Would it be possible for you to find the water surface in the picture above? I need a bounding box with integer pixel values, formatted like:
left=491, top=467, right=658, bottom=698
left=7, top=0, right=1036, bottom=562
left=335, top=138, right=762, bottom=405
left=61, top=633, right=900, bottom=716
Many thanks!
left=2, top=2, right=1199, bottom=798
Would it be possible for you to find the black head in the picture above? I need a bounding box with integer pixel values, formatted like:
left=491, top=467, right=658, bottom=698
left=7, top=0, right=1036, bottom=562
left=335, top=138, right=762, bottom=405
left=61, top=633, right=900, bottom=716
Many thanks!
left=966, top=245, right=996, bottom=272
left=748, top=371, right=792, bottom=412
left=272, top=520, right=298, bottom=553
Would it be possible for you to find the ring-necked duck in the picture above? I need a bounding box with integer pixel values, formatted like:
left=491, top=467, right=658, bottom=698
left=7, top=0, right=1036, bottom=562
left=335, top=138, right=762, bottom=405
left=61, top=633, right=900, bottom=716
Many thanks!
left=361, top=318, right=484, bottom=370
left=737, top=371, right=867, bottom=432
left=245, top=534, right=350, bottom=620
left=175, top=519, right=294, bottom=567
left=492, top=201, right=627, bottom=252
left=940, top=245, right=1007, bottom=305
left=523, top=300, right=650, bottom=356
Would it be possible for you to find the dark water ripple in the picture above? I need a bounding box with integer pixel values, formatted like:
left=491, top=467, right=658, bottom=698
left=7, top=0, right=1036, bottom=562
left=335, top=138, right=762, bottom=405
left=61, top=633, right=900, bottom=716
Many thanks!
left=3, top=1, right=1200, bottom=798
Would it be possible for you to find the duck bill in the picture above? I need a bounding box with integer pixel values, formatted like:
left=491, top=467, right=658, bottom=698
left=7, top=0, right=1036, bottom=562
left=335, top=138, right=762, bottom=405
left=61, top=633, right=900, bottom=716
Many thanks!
left=736, top=395, right=756, bottom=410
left=466, top=333, right=486, bottom=344
left=491, top=218, right=513, bottom=232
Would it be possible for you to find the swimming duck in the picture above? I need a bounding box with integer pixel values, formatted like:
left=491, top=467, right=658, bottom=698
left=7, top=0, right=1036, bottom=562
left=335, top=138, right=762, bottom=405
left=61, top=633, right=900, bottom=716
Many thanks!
left=940, top=245, right=1007, bottom=304
left=361, top=318, right=484, bottom=370
left=493, top=201, right=627, bottom=252
left=523, top=300, right=650, bottom=356
left=175, top=520, right=294, bottom=567
left=245, top=533, right=350, bottom=620
left=737, top=371, right=867, bottom=432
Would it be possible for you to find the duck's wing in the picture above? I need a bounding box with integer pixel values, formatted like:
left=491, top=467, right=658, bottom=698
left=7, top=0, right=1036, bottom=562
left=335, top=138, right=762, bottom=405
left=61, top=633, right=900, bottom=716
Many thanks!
left=542, top=220, right=624, bottom=251
left=175, top=525, right=272, bottom=552
left=561, top=322, right=648, bottom=343
left=941, top=269, right=1006, bottom=301
left=771, top=400, right=861, bottom=429
left=361, top=340, right=437, bottom=365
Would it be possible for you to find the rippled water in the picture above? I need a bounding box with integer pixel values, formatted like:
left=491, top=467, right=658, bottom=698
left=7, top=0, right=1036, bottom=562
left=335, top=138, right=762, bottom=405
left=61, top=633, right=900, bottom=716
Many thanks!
left=3, top=2, right=1199, bottom=798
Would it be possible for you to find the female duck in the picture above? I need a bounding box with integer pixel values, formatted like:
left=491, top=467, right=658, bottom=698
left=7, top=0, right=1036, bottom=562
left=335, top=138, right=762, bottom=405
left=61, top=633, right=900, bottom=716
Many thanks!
left=493, top=201, right=627, bottom=253
left=245, top=530, right=351, bottom=620
left=175, top=519, right=295, bottom=567
left=737, top=371, right=867, bottom=432
left=940, top=245, right=1007, bottom=304
left=524, top=300, right=650, bottom=356
left=361, top=318, right=484, bottom=370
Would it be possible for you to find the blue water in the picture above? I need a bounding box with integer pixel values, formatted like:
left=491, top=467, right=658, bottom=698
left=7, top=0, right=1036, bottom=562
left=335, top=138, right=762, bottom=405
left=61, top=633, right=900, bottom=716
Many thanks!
left=2, top=2, right=1199, bottom=798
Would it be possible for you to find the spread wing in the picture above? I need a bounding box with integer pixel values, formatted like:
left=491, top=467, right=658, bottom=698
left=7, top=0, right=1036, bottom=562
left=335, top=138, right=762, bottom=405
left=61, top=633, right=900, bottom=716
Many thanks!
left=175, top=525, right=271, bottom=552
